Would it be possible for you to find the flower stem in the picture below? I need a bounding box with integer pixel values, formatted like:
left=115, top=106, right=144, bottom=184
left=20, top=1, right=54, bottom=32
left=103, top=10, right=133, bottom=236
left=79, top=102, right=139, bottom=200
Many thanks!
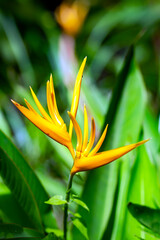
left=63, top=174, right=73, bottom=240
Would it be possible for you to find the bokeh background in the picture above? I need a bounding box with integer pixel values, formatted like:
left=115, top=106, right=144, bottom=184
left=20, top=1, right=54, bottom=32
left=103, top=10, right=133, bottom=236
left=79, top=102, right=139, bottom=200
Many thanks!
left=0, top=0, right=160, bottom=239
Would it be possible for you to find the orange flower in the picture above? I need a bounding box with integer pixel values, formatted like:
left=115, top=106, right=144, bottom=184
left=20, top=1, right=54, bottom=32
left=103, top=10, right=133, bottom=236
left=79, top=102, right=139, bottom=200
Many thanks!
left=55, top=1, right=88, bottom=36
left=11, top=57, right=149, bottom=176
left=68, top=107, right=149, bottom=175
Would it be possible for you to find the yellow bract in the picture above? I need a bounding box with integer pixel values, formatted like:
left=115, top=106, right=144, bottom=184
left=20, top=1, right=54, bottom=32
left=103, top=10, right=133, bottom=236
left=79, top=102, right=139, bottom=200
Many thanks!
left=69, top=57, right=87, bottom=137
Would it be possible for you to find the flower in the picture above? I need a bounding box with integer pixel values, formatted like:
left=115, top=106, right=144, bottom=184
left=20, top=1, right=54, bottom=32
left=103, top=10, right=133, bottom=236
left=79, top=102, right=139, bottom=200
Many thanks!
left=68, top=107, right=149, bottom=175
left=11, top=57, right=87, bottom=159
left=55, top=1, right=88, bottom=36
left=11, top=57, right=149, bottom=176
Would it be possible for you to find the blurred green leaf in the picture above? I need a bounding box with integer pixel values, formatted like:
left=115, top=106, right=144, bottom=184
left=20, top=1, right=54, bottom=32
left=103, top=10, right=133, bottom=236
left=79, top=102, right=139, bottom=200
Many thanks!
left=72, top=218, right=89, bottom=240
left=102, top=46, right=134, bottom=138
left=45, top=228, right=63, bottom=238
left=85, top=3, right=160, bottom=57
left=0, top=183, right=34, bottom=228
left=0, top=223, right=23, bottom=239
left=68, top=210, right=81, bottom=218
left=0, top=130, right=52, bottom=231
left=45, top=195, right=67, bottom=206
left=0, top=130, right=51, bottom=215
left=0, top=147, right=43, bottom=231
left=71, top=197, right=89, bottom=212
left=0, top=222, right=44, bottom=239
left=0, top=14, right=35, bottom=86
left=123, top=139, right=160, bottom=240
left=108, top=54, right=147, bottom=240
left=42, top=232, right=62, bottom=240
left=128, top=203, right=160, bottom=236
left=72, top=46, right=136, bottom=240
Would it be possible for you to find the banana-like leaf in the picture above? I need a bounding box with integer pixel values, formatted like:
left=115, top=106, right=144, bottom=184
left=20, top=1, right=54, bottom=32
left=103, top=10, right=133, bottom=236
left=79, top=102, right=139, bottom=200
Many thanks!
left=0, top=130, right=51, bottom=231
left=123, top=140, right=160, bottom=240
left=108, top=56, right=147, bottom=240
left=72, top=46, right=137, bottom=240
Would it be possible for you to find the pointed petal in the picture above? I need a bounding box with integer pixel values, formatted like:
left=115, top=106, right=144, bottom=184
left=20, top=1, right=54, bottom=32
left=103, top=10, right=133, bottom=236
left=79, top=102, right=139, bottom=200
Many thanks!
left=49, top=74, right=64, bottom=126
left=88, top=124, right=108, bottom=157
left=68, top=112, right=82, bottom=152
left=24, top=99, right=39, bottom=115
left=11, top=99, right=70, bottom=146
left=30, top=87, right=52, bottom=122
left=83, top=117, right=96, bottom=156
left=69, top=57, right=87, bottom=137
left=82, top=105, right=88, bottom=151
left=47, top=80, right=61, bottom=125
left=71, top=139, right=150, bottom=174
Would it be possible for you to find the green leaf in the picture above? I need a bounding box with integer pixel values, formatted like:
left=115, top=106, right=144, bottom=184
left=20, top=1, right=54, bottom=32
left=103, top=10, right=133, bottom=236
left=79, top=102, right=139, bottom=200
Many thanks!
left=72, top=219, right=89, bottom=240
left=0, top=130, right=50, bottom=217
left=71, top=198, right=89, bottom=212
left=0, top=130, right=51, bottom=231
left=0, top=183, right=34, bottom=228
left=0, top=147, right=42, bottom=231
left=69, top=210, right=81, bottom=218
left=0, top=223, right=44, bottom=239
left=45, top=195, right=67, bottom=206
left=123, top=141, right=160, bottom=240
left=72, top=46, right=135, bottom=240
left=108, top=54, right=147, bottom=240
left=128, top=203, right=160, bottom=236
left=102, top=46, right=134, bottom=138
left=0, top=223, right=23, bottom=238
left=42, top=232, right=62, bottom=240
left=46, top=228, right=63, bottom=237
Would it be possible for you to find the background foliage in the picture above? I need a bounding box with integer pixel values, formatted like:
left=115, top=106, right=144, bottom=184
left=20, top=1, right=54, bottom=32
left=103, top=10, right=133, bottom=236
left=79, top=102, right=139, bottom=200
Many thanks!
left=0, top=0, right=160, bottom=239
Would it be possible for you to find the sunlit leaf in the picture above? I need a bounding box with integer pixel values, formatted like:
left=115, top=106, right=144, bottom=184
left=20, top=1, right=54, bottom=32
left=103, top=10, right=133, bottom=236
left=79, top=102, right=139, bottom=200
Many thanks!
left=71, top=197, right=89, bottom=212
left=45, top=195, right=67, bottom=206
left=72, top=218, right=89, bottom=240
left=45, top=228, right=63, bottom=237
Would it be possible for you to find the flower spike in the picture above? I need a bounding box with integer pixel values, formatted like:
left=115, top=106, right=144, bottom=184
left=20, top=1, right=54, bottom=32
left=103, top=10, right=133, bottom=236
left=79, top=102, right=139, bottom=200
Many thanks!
left=69, top=57, right=87, bottom=138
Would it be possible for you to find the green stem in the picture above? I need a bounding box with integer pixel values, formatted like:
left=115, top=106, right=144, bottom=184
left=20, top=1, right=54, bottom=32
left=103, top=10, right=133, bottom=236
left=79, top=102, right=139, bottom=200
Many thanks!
left=63, top=174, right=73, bottom=240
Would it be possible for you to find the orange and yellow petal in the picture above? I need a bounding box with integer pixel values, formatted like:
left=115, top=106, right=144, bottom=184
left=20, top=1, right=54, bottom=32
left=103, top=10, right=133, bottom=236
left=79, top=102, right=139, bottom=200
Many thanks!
left=71, top=139, right=150, bottom=174
left=11, top=100, right=70, bottom=147
left=68, top=112, right=82, bottom=153
left=47, top=80, right=61, bottom=125
left=49, top=74, right=64, bottom=126
left=30, top=87, right=52, bottom=123
left=82, top=105, right=88, bottom=151
left=83, top=118, right=96, bottom=156
left=88, top=124, right=108, bottom=157
left=69, top=57, right=87, bottom=137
